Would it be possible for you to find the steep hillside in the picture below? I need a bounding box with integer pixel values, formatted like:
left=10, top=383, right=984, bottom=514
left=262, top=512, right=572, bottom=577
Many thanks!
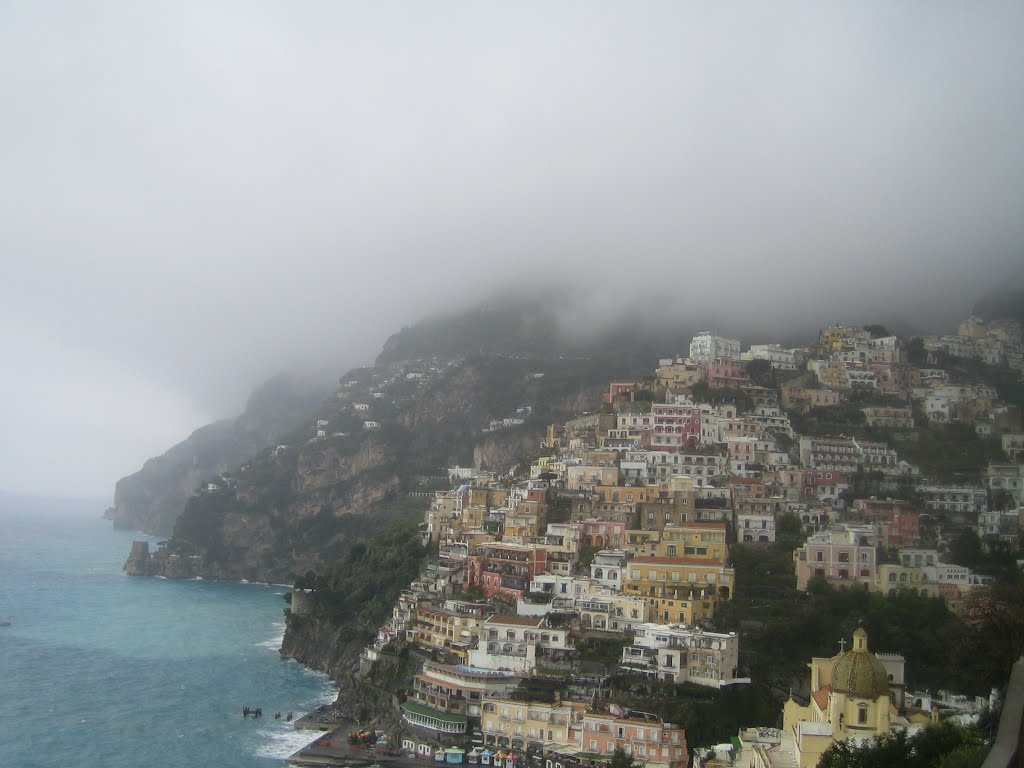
left=129, top=351, right=608, bottom=582
left=105, top=374, right=326, bottom=535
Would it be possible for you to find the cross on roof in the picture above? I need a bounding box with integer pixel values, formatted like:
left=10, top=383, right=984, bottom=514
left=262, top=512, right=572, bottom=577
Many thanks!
left=839, top=637, right=847, bottom=652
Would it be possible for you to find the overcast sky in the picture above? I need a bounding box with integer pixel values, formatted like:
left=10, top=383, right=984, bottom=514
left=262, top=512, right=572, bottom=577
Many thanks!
left=1, top=1, right=1022, bottom=499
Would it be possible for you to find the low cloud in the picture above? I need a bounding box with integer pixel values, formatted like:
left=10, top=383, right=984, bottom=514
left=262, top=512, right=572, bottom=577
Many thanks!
left=1, top=1, right=1021, bottom=496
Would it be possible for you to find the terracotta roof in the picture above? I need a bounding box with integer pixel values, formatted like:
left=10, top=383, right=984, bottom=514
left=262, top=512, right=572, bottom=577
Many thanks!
left=811, top=685, right=831, bottom=711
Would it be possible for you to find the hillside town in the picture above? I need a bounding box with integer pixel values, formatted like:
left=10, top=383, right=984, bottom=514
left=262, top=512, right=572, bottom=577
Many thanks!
left=286, top=314, right=1024, bottom=768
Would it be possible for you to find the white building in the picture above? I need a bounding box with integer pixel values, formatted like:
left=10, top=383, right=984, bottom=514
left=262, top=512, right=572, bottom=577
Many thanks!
left=737, top=512, right=776, bottom=543
left=742, top=344, right=797, bottom=370
left=575, top=592, right=649, bottom=633
left=467, top=615, right=572, bottom=673
left=590, top=549, right=629, bottom=592
left=919, top=485, right=988, bottom=519
left=690, top=333, right=742, bottom=365
left=621, top=623, right=749, bottom=688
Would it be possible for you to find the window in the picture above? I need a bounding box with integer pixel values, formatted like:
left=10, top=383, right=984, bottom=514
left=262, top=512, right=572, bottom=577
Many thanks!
left=857, top=705, right=868, bottom=725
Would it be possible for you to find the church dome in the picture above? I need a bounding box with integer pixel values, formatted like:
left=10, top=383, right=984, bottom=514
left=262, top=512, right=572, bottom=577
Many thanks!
left=831, top=627, right=889, bottom=699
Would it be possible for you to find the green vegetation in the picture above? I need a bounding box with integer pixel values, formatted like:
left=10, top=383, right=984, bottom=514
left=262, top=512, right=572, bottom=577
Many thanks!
left=172, top=489, right=233, bottom=562
left=294, top=523, right=427, bottom=638
left=817, top=720, right=986, bottom=768
left=608, top=747, right=635, bottom=768
left=690, top=381, right=753, bottom=410
left=891, top=422, right=1004, bottom=484
left=575, top=636, right=631, bottom=671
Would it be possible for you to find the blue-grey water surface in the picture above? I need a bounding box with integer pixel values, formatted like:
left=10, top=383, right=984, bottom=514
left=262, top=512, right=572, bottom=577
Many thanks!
left=0, top=496, right=335, bottom=767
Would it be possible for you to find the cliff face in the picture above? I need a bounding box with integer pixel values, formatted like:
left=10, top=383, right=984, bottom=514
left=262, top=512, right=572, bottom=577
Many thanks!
left=106, top=374, right=326, bottom=535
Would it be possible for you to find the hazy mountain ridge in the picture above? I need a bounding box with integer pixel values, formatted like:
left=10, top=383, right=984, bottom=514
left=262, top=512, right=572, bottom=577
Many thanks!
left=125, top=303, right=649, bottom=581
left=105, top=374, right=327, bottom=535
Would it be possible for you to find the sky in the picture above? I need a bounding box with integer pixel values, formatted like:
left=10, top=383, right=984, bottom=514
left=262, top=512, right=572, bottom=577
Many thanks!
left=1, top=1, right=1022, bottom=499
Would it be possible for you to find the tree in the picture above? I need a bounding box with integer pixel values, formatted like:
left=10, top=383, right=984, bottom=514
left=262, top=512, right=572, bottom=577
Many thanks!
left=905, top=337, right=928, bottom=366
left=817, top=721, right=984, bottom=768
left=948, top=529, right=984, bottom=570
left=746, top=359, right=774, bottom=387
left=990, top=488, right=1016, bottom=512
left=609, top=747, right=635, bottom=768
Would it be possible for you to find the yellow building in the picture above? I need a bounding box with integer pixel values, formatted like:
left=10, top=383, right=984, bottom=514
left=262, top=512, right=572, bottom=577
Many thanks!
left=769, top=628, right=906, bottom=768
left=405, top=605, right=487, bottom=656
left=656, top=522, right=728, bottom=563
left=875, top=564, right=941, bottom=598
left=622, top=556, right=734, bottom=625
left=623, top=522, right=728, bottom=564
left=467, top=487, right=509, bottom=509
left=480, top=695, right=587, bottom=751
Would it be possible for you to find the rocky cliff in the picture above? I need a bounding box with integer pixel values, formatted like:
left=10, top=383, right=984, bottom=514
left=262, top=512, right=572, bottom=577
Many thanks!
left=106, top=374, right=326, bottom=535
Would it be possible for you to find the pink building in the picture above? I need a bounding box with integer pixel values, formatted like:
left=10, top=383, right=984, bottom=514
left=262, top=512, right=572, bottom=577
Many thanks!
left=869, top=363, right=906, bottom=395
left=706, top=358, right=751, bottom=389
left=793, top=526, right=877, bottom=590
left=581, top=519, right=625, bottom=549
left=579, top=711, right=688, bottom=768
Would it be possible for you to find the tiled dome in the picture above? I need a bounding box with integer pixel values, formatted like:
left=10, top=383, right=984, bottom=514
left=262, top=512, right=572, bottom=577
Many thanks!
left=831, top=627, right=889, bottom=699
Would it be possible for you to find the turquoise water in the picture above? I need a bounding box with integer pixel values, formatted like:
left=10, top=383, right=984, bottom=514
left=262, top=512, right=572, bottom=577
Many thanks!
left=0, top=496, right=336, bottom=767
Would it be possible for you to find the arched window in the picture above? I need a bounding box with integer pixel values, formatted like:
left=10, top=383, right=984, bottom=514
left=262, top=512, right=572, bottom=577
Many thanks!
left=858, top=705, right=868, bottom=725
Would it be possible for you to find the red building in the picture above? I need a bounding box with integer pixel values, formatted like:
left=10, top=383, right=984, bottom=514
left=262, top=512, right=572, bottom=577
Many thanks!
left=602, top=382, right=637, bottom=405
left=580, top=519, right=626, bottom=549
left=802, top=469, right=846, bottom=503
left=650, top=403, right=702, bottom=451
left=463, top=543, right=547, bottom=600
left=853, top=498, right=921, bottom=548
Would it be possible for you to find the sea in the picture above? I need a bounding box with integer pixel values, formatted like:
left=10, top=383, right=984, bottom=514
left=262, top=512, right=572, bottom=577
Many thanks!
left=0, top=495, right=337, bottom=767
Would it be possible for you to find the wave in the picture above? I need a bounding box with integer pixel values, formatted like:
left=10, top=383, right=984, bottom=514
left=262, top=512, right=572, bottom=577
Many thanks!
left=257, top=621, right=286, bottom=651
left=249, top=722, right=322, bottom=760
